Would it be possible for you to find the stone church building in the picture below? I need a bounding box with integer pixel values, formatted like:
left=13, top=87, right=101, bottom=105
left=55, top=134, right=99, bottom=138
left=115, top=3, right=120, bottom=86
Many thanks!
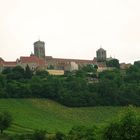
left=0, top=40, right=107, bottom=72
left=33, top=40, right=107, bottom=71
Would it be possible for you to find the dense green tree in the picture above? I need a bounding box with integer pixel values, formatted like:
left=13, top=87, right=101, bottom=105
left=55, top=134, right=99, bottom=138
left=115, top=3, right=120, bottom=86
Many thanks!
left=12, top=66, right=24, bottom=74
left=125, top=65, right=140, bottom=83
left=5, top=81, right=31, bottom=98
left=2, top=68, right=11, bottom=75
left=0, top=74, right=6, bottom=87
left=0, top=75, right=6, bottom=97
left=94, top=65, right=98, bottom=70
left=68, top=126, right=96, bottom=140
left=103, top=106, right=140, bottom=140
left=99, top=70, right=123, bottom=87
left=0, top=112, right=12, bottom=134
left=36, top=70, right=49, bottom=78
left=98, top=80, right=120, bottom=105
left=119, top=83, right=140, bottom=106
left=55, top=131, right=66, bottom=140
left=24, top=65, right=32, bottom=79
left=30, top=77, right=44, bottom=97
left=81, top=64, right=97, bottom=73
left=106, top=59, right=120, bottom=69
left=75, top=69, right=86, bottom=78
left=7, top=66, right=25, bottom=80
left=134, top=61, right=140, bottom=68
left=32, top=130, right=46, bottom=140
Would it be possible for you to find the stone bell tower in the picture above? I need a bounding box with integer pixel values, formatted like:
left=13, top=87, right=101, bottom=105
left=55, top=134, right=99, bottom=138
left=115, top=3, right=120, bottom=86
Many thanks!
left=34, top=40, right=45, bottom=59
left=96, top=47, right=107, bottom=61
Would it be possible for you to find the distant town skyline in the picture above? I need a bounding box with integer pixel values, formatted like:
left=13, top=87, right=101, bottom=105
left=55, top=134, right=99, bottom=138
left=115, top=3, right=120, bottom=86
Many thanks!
left=0, top=0, right=140, bottom=64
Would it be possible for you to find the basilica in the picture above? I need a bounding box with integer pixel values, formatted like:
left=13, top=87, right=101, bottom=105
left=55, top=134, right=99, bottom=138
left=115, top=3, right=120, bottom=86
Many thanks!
left=0, top=40, right=110, bottom=73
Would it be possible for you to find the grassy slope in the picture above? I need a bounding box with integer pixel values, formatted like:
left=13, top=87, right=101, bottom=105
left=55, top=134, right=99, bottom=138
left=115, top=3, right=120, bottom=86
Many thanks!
left=0, top=99, right=137, bottom=134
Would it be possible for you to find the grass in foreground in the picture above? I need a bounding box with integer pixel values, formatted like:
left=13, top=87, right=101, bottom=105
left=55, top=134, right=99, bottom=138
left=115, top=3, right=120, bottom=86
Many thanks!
left=0, top=99, right=137, bottom=134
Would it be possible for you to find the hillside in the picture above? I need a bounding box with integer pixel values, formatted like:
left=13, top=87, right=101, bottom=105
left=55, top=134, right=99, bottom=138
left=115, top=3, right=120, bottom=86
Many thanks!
left=0, top=99, right=132, bottom=134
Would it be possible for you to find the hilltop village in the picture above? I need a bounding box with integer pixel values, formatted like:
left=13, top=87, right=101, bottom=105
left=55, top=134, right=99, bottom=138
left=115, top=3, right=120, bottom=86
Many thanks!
left=0, top=40, right=131, bottom=74
left=1, top=41, right=140, bottom=140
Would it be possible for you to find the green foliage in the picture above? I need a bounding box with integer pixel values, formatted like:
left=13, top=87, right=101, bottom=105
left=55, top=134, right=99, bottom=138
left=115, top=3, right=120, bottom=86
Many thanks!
left=55, top=131, right=66, bottom=140
left=5, top=66, right=25, bottom=80
left=106, top=59, right=120, bottom=69
left=134, top=61, right=140, bottom=68
left=2, top=68, right=12, bottom=75
left=75, top=69, right=86, bottom=78
left=103, top=106, right=140, bottom=140
left=0, top=99, right=123, bottom=134
left=81, top=64, right=97, bottom=73
left=67, top=126, right=96, bottom=140
left=1, top=63, right=140, bottom=107
left=32, top=130, right=46, bottom=140
left=36, top=70, right=49, bottom=78
left=0, top=74, right=6, bottom=97
left=2, top=100, right=140, bottom=139
left=24, top=65, right=33, bottom=79
left=0, top=74, right=6, bottom=87
left=5, top=81, right=31, bottom=98
left=94, top=65, right=98, bottom=69
left=0, top=112, right=12, bottom=134
left=125, top=65, right=140, bottom=83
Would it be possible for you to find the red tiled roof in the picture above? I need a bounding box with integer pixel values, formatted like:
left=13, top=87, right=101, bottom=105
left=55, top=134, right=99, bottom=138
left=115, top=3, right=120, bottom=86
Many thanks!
left=3, top=62, right=17, bottom=67
left=52, top=58, right=95, bottom=64
left=0, top=58, right=17, bottom=67
left=20, top=56, right=45, bottom=66
left=0, top=58, right=4, bottom=65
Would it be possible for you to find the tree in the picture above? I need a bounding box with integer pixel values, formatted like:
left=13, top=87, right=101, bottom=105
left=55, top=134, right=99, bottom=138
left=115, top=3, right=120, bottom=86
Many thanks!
left=32, top=130, right=46, bottom=140
left=94, top=65, right=98, bottom=70
left=7, top=66, right=25, bottom=80
left=103, top=106, right=140, bottom=140
left=68, top=126, right=96, bottom=140
left=98, top=80, right=119, bottom=105
left=81, top=64, right=97, bottom=73
left=0, top=74, right=6, bottom=87
left=0, top=112, right=12, bottom=134
left=30, top=77, right=44, bottom=97
left=24, top=65, right=32, bottom=79
left=55, top=131, right=66, bottom=140
left=106, top=59, right=120, bottom=69
left=36, top=70, right=49, bottom=78
left=2, top=68, right=12, bottom=75
left=134, top=61, right=140, bottom=68
left=125, top=65, right=140, bottom=83
left=0, top=75, right=6, bottom=97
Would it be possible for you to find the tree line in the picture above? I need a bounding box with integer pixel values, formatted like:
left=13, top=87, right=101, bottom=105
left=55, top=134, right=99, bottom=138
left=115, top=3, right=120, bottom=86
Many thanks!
left=0, top=61, right=140, bottom=107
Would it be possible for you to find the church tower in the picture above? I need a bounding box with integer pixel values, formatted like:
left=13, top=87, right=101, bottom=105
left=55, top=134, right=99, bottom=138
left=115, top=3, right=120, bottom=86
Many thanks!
left=34, top=40, right=45, bottom=59
left=96, top=47, right=106, bottom=61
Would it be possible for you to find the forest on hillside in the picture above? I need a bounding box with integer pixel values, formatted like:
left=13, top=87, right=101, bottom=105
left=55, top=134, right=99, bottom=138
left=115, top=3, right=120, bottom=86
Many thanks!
left=0, top=61, right=140, bottom=107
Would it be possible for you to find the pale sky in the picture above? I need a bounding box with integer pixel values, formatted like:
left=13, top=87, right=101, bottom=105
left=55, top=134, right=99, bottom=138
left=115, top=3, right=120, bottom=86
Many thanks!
left=0, top=0, right=140, bottom=63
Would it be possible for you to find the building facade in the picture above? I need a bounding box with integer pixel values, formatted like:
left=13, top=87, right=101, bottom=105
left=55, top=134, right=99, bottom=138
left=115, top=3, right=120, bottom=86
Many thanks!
left=0, top=40, right=109, bottom=72
left=45, top=56, right=95, bottom=71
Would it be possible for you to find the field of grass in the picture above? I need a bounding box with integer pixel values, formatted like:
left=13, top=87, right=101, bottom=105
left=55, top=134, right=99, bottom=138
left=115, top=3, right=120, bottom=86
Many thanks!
left=0, top=99, right=139, bottom=134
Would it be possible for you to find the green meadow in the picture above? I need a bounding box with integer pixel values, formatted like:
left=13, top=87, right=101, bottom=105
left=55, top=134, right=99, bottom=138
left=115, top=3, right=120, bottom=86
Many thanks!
left=0, top=99, right=139, bottom=134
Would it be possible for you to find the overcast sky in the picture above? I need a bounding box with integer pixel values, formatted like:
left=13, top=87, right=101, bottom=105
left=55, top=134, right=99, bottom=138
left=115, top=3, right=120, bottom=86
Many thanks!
left=0, top=0, right=140, bottom=63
